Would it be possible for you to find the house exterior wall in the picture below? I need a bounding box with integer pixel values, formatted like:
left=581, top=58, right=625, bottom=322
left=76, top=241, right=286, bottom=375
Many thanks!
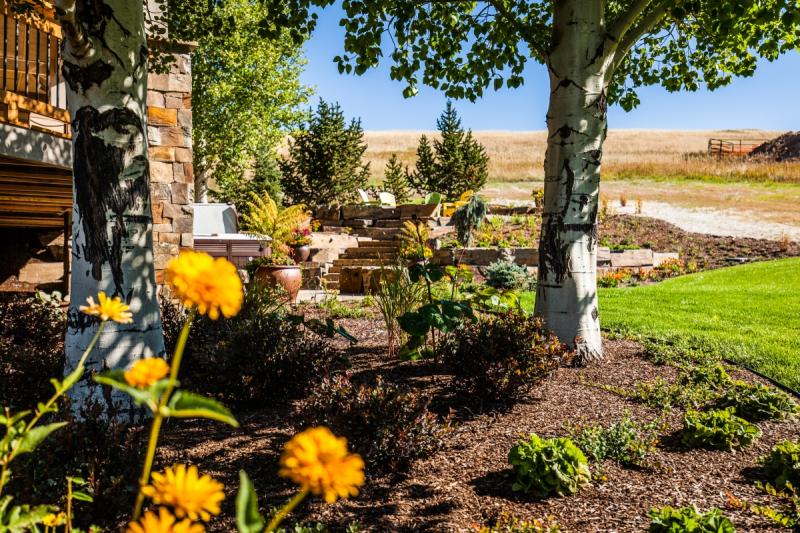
left=146, top=47, right=195, bottom=281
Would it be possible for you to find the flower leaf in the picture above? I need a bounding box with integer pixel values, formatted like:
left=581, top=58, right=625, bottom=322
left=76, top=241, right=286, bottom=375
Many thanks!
left=14, top=422, right=67, bottom=456
left=166, top=391, right=239, bottom=427
left=236, top=471, right=265, bottom=533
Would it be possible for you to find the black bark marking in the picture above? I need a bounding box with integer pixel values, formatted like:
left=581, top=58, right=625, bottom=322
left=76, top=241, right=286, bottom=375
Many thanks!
left=587, top=40, right=605, bottom=68
left=67, top=306, right=98, bottom=334
left=73, top=106, right=149, bottom=296
left=538, top=214, right=570, bottom=285
left=62, top=59, right=113, bottom=93
left=591, top=306, right=598, bottom=320
left=76, top=0, right=130, bottom=67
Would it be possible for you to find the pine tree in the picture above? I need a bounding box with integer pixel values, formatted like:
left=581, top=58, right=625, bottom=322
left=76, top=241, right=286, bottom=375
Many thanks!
left=280, top=99, right=370, bottom=205
left=382, top=154, right=412, bottom=204
left=408, top=102, right=489, bottom=200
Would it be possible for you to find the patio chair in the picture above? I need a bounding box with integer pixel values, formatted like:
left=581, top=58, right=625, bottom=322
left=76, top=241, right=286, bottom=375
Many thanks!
left=357, top=188, right=381, bottom=205
left=378, top=191, right=397, bottom=206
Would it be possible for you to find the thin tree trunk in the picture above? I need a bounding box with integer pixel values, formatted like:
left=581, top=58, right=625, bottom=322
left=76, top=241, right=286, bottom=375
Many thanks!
left=535, top=0, right=612, bottom=364
left=57, top=0, right=165, bottom=395
left=195, top=166, right=210, bottom=203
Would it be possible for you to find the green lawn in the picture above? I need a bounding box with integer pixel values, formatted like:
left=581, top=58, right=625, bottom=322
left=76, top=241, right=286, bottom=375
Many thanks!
left=521, top=258, right=800, bottom=390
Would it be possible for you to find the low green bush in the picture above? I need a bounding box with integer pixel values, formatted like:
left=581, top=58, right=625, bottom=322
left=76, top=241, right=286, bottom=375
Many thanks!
left=760, top=440, right=800, bottom=489
left=681, top=407, right=761, bottom=450
left=647, top=505, right=735, bottom=532
left=483, top=260, right=530, bottom=290
left=568, top=413, right=662, bottom=467
left=678, top=363, right=730, bottom=390
left=714, top=380, right=799, bottom=421
left=508, top=434, right=591, bottom=498
left=304, top=374, right=450, bottom=474
left=441, top=313, right=568, bottom=403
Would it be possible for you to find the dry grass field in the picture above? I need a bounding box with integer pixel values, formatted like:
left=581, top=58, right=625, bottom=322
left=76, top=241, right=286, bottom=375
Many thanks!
left=364, top=129, right=800, bottom=183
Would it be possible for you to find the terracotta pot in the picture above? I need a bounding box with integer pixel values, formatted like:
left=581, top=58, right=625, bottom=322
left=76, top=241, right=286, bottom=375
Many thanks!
left=290, top=245, right=311, bottom=263
left=254, top=264, right=302, bottom=302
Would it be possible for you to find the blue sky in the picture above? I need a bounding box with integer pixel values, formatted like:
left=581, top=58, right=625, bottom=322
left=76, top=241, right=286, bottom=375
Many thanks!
left=301, top=10, right=800, bottom=131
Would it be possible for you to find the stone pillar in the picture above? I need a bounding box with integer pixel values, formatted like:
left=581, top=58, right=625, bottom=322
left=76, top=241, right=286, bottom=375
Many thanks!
left=146, top=42, right=195, bottom=282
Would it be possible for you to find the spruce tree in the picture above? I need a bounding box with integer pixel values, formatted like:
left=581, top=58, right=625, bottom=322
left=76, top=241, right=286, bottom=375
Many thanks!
left=408, top=102, right=489, bottom=200
left=280, top=99, right=370, bottom=205
left=382, top=154, right=412, bottom=204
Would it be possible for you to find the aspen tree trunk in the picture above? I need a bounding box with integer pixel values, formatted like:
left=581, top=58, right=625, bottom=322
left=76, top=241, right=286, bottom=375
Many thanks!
left=535, top=0, right=612, bottom=364
left=57, top=0, right=165, bottom=393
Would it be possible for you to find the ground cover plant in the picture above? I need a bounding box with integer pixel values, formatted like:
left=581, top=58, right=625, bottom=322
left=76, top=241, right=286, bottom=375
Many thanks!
left=647, top=505, right=735, bottom=533
left=508, top=435, right=591, bottom=498
left=760, top=440, right=800, bottom=489
left=680, top=407, right=761, bottom=451
left=568, top=413, right=662, bottom=468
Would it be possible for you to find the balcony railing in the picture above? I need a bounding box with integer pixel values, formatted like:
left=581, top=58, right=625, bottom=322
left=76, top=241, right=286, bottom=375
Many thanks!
left=0, top=2, right=70, bottom=137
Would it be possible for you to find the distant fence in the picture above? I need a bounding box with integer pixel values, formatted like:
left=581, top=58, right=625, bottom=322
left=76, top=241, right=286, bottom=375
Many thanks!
left=707, top=138, right=768, bottom=159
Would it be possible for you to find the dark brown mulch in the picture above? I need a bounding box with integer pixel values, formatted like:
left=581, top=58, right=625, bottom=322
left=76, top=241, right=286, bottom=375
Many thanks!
left=158, top=316, right=798, bottom=532
left=599, top=214, right=800, bottom=269
left=748, top=131, right=800, bottom=162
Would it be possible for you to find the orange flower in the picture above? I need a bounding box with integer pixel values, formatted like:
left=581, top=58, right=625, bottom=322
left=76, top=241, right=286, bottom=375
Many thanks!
left=279, top=427, right=365, bottom=503
left=142, top=465, right=224, bottom=522
left=79, top=291, right=133, bottom=323
left=124, top=358, right=170, bottom=389
left=165, top=251, right=243, bottom=320
left=126, top=507, right=204, bottom=533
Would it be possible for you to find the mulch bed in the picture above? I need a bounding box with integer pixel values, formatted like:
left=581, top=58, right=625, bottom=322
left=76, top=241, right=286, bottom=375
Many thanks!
left=159, top=315, right=798, bottom=532
left=600, top=214, right=800, bottom=270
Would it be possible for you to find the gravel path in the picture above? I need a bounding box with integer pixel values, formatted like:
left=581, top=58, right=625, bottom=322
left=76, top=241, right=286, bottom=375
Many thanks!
left=620, top=201, right=800, bottom=241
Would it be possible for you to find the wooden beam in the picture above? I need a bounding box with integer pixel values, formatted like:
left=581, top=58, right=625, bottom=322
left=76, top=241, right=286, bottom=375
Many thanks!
left=1, top=90, right=70, bottom=123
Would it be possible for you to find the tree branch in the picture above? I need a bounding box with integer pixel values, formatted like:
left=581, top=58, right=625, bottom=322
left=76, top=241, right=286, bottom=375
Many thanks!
left=486, top=0, right=547, bottom=59
left=53, top=0, right=94, bottom=60
left=612, top=0, right=671, bottom=70
left=607, top=0, right=652, bottom=43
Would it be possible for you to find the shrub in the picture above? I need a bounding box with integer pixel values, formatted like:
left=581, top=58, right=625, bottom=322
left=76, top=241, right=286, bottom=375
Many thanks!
left=568, top=413, right=662, bottom=467
left=372, top=263, right=426, bottom=357
left=508, top=434, right=591, bottom=498
left=179, top=283, right=340, bottom=408
left=441, top=314, right=568, bottom=403
left=678, top=363, right=730, bottom=390
left=714, top=380, right=799, bottom=421
left=382, top=154, right=412, bottom=204
left=304, top=374, right=449, bottom=474
left=407, top=102, right=489, bottom=200
left=647, top=505, right=735, bottom=533
left=0, top=293, right=66, bottom=410
left=681, top=407, right=761, bottom=450
left=280, top=99, right=370, bottom=205
left=478, top=512, right=561, bottom=532
left=452, top=194, right=488, bottom=247
left=483, top=260, right=530, bottom=290
left=760, top=440, right=800, bottom=489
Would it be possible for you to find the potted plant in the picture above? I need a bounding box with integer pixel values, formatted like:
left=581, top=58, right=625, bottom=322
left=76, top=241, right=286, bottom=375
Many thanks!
left=287, top=227, right=312, bottom=263
left=241, top=192, right=310, bottom=302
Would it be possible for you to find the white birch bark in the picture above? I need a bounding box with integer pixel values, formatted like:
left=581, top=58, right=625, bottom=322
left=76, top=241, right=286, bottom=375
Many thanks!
left=57, top=0, right=164, bottom=395
left=535, top=0, right=613, bottom=364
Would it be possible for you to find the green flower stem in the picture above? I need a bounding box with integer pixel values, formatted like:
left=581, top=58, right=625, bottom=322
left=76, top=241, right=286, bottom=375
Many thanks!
left=0, top=321, right=106, bottom=497
left=265, top=489, right=308, bottom=533
left=132, top=308, right=196, bottom=520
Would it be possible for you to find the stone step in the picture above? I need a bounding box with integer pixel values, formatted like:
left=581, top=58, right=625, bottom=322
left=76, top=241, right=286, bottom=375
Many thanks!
left=373, top=219, right=406, bottom=228
left=353, top=227, right=403, bottom=240
left=341, top=247, right=398, bottom=259
left=322, top=272, right=340, bottom=282
left=328, top=265, right=341, bottom=274
left=357, top=239, right=400, bottom=248
left=333, top=258, right=395, bottom=267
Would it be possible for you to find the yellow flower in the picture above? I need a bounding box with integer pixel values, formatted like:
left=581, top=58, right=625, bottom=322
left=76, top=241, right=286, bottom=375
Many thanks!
left=124, top=358, right=170, bottom=389
left=142, top=465, right=224, bottom=522
left=126, top=508, right=204, bottom=533
left=165, top=251, right=243, bottom=320
left=79, top=291, right=133, bottom=323
left=42, top=512, right=66, bottom=527
left=279, top=427, right=365, bottom=503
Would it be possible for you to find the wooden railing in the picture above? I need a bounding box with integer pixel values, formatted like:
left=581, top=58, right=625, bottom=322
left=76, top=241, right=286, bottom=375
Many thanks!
left=707, top=138, right=767, bottom=159
left=0, top=2, right=69, bottom=137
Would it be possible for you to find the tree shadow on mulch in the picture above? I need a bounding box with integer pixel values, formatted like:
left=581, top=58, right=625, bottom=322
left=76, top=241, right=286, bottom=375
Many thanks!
left=469, top=468, right=528, bottom=502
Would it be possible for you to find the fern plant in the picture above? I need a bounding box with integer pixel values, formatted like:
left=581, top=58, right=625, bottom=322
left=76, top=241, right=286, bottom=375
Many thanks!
left=241, top=192, right=310, bottom=252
